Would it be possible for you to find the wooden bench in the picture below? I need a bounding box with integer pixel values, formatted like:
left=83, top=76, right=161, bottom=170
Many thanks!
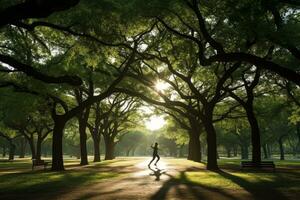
left=32, top=159, right=50, bottom=170
left=241, top=161, right=275, bottom=171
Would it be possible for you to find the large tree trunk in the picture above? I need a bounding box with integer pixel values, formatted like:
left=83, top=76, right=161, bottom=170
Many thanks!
left=8, top=142, right=15, bottom=160
left=263, top=144, right=268, bottom=159
left=241, top=144, right=249, bottom=159
left=43, top=149, right=48, bottom=157
left=36, top=135, right=43, bottom=161
left=226, top=147, right=231, bottom=158
left=187, top=119, right=202, bottom=162
left=132, top=147, right=136, bottom=156
left=267, top=143, right=272, bottom=158
left=126, top=148, right=131, bottom=156
left=296, top=123, right=300, bottom=154
left=51, top=117, right=66, bottom=171
left=19, top=137, right=26, bottom=158
left=104, top=137, right=115, bottom=160
left=187, top=132, right=201, bottom=162
left=233, top=145, right=238, bottom=157
left=246, top=107, right=261, bottom=165
left=28, top=138, right=36, bottom=160
left=279, top=137, right=285, bottom=160
left=2, top=145, right=6, bottom=157
left=91, top=101, right=101, bottom=162
left=76, top=89, right=92, bottom=166
left=78, top=118, right=88, bottom=165
left=179, top=144, right=184, bottom=158
left=93, top=136, right=101, bottom=162
left=203, top=111, right=218, bottom=170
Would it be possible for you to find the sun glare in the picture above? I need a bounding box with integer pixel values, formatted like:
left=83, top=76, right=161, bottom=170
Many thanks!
left=145, top=116, right=166, bottom=131
left=155, top=81, right=169, bottom=92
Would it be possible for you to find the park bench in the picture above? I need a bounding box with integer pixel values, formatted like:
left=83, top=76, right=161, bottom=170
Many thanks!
left=241, top=161, right=275, bottom=171
left=32, top=159, right=51, bottom=170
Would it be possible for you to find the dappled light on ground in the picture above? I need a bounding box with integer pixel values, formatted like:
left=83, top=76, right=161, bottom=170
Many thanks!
left=134, top=158, right=168, bottom=179
left=0, top=157, right=299, bottom=200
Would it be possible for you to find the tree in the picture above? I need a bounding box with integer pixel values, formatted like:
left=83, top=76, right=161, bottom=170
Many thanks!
left=0, top=125, right=19, bottom=160
left=0, top=88, right=52, bottom=160
left=117, top=130, right=146, bottom=156
left=227, top=67, right=263, bottom=165
left=99, top=94, right=140, bottom=160
left=87, top=102, right=103, bottom=162
left=0, top=1, right=82, bottom=86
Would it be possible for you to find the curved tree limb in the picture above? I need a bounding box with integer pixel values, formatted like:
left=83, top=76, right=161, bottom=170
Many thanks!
left=0, top=54, right=82, bottom=86
left=0, top=0, right=80, bottom=28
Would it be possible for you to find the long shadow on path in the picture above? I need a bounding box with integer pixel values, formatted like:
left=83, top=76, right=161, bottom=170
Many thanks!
left=151, top=167, right=296, bottom=200
left=150, top=170, right=240, bottom=200
left=148, top=165, right=166, bottom=181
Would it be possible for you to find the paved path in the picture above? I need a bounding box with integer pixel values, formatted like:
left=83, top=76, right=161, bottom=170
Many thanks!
left=2, top=158, right=299, bottom=200
left=59, top=159, right=180, bottom=200
left=57, top=158, right=251, bottom=200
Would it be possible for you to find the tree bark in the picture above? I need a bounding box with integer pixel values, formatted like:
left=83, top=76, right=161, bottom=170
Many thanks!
left=28, top=138, right=36, bottom=160
left=78, top=118, right=88, bottom=165
left=36, top=135, right=43, bottom=161
left=263, top=144, right=268, bottom=159
left=203, top=110, right=218, bottom=170
left=104, top=137, right=115, bottom=160
left=93, top=137, right=101, bottom=162
left=19, top=137, right=26, bottom=158
left=296, top=123, right=300, bottom=154
left=267, top=143, right=272, bottom=158
left=226, top=147, right=231, bottom=158
left=77, top=97, right=91, bottom=165
left=126, top=149, right=131, bottom=156
left=132, top=147, right=136, bottom=156
left=90, top=102, right=101, bottom=162
left=179, top=144, right=184, bottom=157
left=187, top=132, right=201, bottom=162
left=246, top=107, right=261, bottom=165
left=8, top=142, right=15, bottom=160
left=2, top=145, right=6, bottom=157
left=279, top=137, right=285, bottom=160
left=233, top=145, right=238, bottom=157
left=51, top=116, right=66, bottom=171
left=241, top=144, right=249, bottom=159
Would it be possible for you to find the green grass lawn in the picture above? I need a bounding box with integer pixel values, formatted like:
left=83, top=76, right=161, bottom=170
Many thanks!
left=0, top=157, right=299, bottom=199
left=180, top=167, right=300, bottom=190
left=0, top=157, right=139, bottom=195
left=168, top=158, right=300, bottom=199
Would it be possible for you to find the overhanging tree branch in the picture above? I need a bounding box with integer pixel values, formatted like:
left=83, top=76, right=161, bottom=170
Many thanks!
left=0, top=54, right=82, bottom=86
left=0, top=0, right=80, bottom=28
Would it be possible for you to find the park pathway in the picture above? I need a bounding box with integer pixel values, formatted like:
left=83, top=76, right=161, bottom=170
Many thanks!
left=59, top=159, right=175, bottom=200
left=3, top=157, right=297, bottom=200
left=58, top=158, right=251, bottom=200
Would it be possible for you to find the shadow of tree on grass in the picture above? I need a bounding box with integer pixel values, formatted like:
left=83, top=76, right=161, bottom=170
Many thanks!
left=150, top=168, right=300, bottom=200
left=151, top=171, right=240, bottom=200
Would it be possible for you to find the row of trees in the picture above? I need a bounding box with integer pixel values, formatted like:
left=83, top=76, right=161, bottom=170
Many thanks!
left=0, top=0, right=300, bottom=171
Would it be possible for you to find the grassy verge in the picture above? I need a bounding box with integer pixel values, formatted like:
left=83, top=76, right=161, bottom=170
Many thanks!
left=0, top=158, right=139, bottom=194
left=0, top=170, right=117, bottom=193
left=172, top=158, right=300, bottom=199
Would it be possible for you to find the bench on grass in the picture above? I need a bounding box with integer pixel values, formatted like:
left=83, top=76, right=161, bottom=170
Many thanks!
left=32, top=159, right=50, bottom=170
left=241, top=161, right=275, bottom=171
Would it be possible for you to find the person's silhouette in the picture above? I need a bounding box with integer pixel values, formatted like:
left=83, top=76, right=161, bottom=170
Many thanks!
left=148, top=142, right=160, bottom=166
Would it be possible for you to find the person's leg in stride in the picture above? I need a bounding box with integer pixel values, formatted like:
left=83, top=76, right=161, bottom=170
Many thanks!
left=154, top=155, right=160, bottom=166
left=148, top=155, right=156, bottom=166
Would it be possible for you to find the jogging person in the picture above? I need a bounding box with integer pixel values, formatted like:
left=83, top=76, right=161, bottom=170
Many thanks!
left=148, top=142, right=160, bottom=166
